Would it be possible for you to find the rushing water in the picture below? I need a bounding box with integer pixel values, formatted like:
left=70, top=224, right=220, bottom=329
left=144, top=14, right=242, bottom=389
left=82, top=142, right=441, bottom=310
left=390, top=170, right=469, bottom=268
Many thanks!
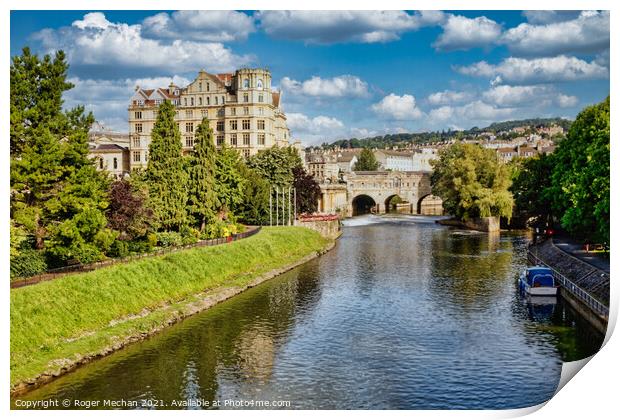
left=13, top=215, right=604, bottom=409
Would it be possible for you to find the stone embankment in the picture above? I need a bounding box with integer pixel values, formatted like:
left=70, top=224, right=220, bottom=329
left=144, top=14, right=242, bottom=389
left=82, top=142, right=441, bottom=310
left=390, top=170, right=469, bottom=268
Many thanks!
left=437, top=216, right=500, bottom=232
left=529, top=238, right=609, bottom=333
left=295, top=214, right=342, bottom=239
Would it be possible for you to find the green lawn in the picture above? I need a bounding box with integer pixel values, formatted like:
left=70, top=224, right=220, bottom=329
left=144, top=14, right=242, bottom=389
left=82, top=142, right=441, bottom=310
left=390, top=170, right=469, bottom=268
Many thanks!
left=11, top=226, right=330, bottom=387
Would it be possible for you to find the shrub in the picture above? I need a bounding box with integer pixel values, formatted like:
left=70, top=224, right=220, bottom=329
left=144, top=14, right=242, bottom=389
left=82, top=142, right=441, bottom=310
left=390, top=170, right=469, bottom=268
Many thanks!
left=203, top=221, right=240, bottom=239
left=146, top=233, right=158, bottom=248
left=127, top=240, right=153, bottom=254
left=10, top=249, right=48, bottom=279
left=108, top=240, right=130, bottom=258
left=156, top=231, right=184, bottom=248
left=180, top=225, right=200, bottom=246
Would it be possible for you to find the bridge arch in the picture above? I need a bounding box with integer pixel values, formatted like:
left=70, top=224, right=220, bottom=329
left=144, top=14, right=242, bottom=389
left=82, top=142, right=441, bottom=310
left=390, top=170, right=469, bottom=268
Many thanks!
left=352, top=194, right=377, bottom=216
left=417, top=194, right=444, bottom=215
left=385, top=194, right=404, bottom=213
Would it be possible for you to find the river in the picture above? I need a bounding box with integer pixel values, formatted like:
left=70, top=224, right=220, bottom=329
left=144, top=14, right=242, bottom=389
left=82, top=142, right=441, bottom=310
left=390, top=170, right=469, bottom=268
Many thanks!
left=12, top=215, right=604, bottom=409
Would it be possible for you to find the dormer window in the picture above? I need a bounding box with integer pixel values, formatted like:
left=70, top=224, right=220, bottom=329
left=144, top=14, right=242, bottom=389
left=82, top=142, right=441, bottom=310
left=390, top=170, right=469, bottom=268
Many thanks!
left=174, top=90, right=179, bottom=96
left=198, top=82, right=202, bottom=91
left=206, top=82, right=210, bottom=91
left=243, top=78, right=250, bottom=88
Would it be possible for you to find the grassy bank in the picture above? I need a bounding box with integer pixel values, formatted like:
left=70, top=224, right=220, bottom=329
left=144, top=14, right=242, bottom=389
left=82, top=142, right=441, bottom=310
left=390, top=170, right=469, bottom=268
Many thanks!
left=11, top=227, right=330, bottom=389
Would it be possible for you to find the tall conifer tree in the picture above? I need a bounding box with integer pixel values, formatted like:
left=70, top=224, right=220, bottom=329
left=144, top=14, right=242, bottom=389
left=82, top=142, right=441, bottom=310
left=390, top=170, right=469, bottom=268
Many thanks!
left=188, top=118, right=219, bottom=231
left=146, top=100, right=189, bottom=231
left=11, top=47, right=112, bottom=263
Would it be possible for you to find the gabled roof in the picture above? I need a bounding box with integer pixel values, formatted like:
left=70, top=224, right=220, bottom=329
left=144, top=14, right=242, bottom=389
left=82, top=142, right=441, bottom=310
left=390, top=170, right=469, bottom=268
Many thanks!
left=90, top=144, right=128, bottom=152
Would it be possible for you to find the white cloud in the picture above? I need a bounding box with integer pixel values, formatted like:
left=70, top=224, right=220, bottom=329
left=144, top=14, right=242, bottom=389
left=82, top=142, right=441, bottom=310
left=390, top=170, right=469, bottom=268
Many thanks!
left=32, top=12, right=252, bottom=75
left=456, top=55, right=609, bottom=84
left=482, top=85, right=551, bottom=107
left=433, top=14, right=502, bottom=51
left=429, top=101, right=516, bottom=123
left=428, top=106, right=455, bottom=122
left=257, top=10, right=444, bottom=44
left=426, top=90, right=473, bottom=106
left=372, top=94, right=423, bottom=120
left=502, top=11, right=609, bottom=56
left=482, top=84, right=579, bottom=109
left=141, top=10, right=255, bottom=42
left=280, top=75, right=369, bottom=98
left=556, top=94, right=579, bottom=108
left=287, top=113, right=344, bottom=133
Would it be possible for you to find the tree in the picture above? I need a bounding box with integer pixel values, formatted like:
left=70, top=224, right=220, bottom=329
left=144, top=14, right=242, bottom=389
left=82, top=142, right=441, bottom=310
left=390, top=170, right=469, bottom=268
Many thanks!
left=293, top=166, right=321, bottom=214
left=107, top=178, right=152, bottom=240
left=236, top=165, right=270, bottom=225
left=10, top=47, right=73, bottom=156
left=353, top=148, right=379, bottom=171
left=187, top=118, right=219, bottom=230
left=509, top=154, right=555, bottom=227
left=550, top=96, right=609, bottom=243
left=214, top=145, right=246, bottom=217
left=145, top=100, right=189, bottom=231
left=431, top=142, right=513, bottom=221
left=246, top=146, right=302, bottom=187
left=10, top=47, right=111, bottom=264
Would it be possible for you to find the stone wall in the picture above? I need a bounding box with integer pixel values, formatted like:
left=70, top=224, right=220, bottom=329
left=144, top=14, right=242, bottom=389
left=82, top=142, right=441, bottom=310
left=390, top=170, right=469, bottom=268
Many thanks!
left=295, top=216, right=341, bottom=240
left=463, top=217, right=500, bottom=232
left=529, top=239, right=609, bottom=306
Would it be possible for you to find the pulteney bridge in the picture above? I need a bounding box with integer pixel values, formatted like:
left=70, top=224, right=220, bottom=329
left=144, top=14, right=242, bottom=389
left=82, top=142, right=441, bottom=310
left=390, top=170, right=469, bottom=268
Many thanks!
left=317, top=171, right=443, bottom=217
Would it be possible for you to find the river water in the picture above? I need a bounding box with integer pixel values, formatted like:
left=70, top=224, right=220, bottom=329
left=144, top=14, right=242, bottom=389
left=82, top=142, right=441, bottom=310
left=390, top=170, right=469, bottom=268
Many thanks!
left=13, top=215, right=604, bottom=409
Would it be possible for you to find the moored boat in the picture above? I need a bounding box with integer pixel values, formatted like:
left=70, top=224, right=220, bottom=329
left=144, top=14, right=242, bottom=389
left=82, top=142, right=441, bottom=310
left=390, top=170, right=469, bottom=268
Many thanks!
left=519, top=266, right=559, bottom=296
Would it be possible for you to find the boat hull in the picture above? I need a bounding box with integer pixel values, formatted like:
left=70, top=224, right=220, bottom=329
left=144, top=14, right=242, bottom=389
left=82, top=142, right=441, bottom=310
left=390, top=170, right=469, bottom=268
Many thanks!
left=519, top=277, right=559, bottom=296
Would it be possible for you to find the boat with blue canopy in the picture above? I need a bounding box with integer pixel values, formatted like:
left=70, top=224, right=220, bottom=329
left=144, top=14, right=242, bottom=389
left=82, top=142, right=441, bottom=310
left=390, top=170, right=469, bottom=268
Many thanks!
left=519, top=266, right=559, bottom=296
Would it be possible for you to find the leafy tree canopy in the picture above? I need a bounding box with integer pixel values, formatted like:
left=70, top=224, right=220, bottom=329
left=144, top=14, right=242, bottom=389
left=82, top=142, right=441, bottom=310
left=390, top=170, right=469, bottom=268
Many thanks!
left=431, top=143, right=514, bottom=221
left=550, top=96, right=609, bottom=242
left=246, top=146, right=302, bottom=188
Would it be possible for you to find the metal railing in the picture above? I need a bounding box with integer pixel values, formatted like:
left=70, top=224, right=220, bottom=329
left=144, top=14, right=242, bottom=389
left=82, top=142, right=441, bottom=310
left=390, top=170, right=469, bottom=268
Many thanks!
left=11, top=226, right=262, bottom=289
left=528, top=251, right=609, bottom=318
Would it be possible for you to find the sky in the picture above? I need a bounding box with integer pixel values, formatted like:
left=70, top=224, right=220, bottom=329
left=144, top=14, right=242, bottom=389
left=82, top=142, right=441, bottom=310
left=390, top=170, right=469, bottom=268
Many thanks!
left=9, top=10, right=610, bottom=146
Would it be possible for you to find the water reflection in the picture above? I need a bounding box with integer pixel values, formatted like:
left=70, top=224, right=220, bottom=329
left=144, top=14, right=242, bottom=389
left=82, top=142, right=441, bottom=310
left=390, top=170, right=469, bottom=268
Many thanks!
left=13, top=216, right=604, bottom=409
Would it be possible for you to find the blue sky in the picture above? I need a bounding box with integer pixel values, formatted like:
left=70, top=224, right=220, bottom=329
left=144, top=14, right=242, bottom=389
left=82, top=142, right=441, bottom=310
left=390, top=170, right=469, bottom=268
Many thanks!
left=10, top=10, right=610, bottom=145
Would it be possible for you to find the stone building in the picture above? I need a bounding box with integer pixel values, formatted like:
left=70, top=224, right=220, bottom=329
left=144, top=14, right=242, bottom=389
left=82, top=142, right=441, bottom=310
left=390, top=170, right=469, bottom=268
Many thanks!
left=88, top=122, right=130, bottom=178
left=374, top=150, right=414, bottom=171
left=127, top=68, right=292, bottom=170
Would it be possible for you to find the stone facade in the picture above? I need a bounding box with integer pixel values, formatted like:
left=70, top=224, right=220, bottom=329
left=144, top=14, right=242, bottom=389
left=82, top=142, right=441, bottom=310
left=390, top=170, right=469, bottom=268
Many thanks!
left=128, top=68, right=292, bottom=170
left=88, top=124, right=130, bottom=178
left=344, top=171, right=435, bottom=217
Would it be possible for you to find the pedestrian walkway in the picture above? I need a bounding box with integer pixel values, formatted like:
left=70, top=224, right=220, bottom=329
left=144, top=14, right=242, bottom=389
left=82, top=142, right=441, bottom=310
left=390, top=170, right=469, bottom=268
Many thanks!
left=552, top=236, right=610, bottom=274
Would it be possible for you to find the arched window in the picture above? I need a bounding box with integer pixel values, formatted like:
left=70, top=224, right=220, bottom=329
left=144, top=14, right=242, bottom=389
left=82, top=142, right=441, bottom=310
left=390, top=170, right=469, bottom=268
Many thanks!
left=243, top=78, right=250, bottom=88
left=190, top=97, right=194, bottom=106
left=257, top=79, right=263, bottom=89
left=113, top=157, right=118, bottom=169
left=198, top=97, right=202, bottom=105
left=99, top=158, right=104, bottom=169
